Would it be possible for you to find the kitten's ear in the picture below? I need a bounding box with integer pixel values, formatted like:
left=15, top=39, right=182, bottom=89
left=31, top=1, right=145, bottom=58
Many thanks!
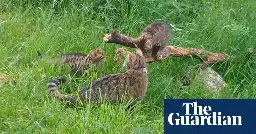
left=97, top=48, right=105, bottom=56
left=91, top=48, right=98, bottom=55
left=96, top=48, right=101, bottom=53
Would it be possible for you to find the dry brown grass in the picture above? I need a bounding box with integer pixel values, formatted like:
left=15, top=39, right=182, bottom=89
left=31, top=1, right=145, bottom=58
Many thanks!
left=0, top=73, right=7, bottom=83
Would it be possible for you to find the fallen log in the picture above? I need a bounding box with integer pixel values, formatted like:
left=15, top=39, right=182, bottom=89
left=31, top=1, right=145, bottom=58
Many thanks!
left=103, top=22, right=227, bottom=64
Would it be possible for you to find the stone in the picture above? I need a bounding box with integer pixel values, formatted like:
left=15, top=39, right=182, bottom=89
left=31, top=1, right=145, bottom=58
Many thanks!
left=181, top=64, right=226, bottom=91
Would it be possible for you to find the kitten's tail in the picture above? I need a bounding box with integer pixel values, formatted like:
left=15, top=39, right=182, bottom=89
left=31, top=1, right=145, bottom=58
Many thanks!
left=47, top=77, right=77, bottom=105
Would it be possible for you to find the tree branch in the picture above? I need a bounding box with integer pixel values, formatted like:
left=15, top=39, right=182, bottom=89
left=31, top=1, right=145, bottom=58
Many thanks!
left=103, top=23, right=228, bottom=64
left=155, top=46, right=227, bottom=64
left=103, top=30, right=139, bottom=48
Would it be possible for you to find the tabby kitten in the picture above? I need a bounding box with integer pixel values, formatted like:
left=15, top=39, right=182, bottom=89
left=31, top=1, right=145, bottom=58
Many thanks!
left=38, top=48, right=106, bottom=76
left=47, top=48, right=148, bottom=106
left=135, top=22, right=170, bottom=59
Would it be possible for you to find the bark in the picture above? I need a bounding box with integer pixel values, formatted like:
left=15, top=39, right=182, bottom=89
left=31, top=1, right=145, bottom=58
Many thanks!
left=103, top=30, right=228, bottom=64
left=157, top=46, right=227, bottom=64
left=103, top=30, right=139, bottom=48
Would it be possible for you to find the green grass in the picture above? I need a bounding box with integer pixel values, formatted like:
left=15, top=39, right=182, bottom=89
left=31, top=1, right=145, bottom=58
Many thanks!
left=0, top=0, right=256, bottom=133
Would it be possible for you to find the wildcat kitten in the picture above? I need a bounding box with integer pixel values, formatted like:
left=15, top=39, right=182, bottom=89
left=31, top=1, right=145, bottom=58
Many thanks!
left=38, top=48, right=106, bottom=76
left=47, top=48, right=148, bottom=106
left=135, top=22, right=170, bottom=59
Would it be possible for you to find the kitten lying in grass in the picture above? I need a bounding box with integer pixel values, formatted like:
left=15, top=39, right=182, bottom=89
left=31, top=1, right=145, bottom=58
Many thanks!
left=47, top=48, right=148, bottom=106
left=38, top=48, right=106, bottom=76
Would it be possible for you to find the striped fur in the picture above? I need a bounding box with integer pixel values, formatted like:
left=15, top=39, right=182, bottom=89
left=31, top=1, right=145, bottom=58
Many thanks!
left=40, top=48, right=105, bottom=76
left=138, top=22, right=170, bottom=59
left=47, top=48, right=148, bottom=106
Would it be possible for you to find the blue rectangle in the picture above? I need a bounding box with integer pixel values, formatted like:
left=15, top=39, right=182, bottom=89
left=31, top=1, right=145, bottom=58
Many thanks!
left=164, top=99, right=256, bottom=134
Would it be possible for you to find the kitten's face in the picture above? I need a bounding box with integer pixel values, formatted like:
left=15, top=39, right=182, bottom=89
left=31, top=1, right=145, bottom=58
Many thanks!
left=90, top=48, right=106, bottom=62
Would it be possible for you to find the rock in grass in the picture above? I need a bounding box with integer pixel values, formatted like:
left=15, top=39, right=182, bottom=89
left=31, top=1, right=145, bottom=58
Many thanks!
left=196, top=67, right=227, bottom=90
left=181, top=64, right=226, bottom=91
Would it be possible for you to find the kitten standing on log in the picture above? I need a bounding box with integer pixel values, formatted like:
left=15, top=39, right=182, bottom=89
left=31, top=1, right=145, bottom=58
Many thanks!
left=104, top=22, right=227, bottom=63
left=47, top=48, right=148, bottom=106
left=104, top=22, right=170, bottom=62
left=136, top=22, right=170, bottom=59
left=38, top=48, right=106, bottom=76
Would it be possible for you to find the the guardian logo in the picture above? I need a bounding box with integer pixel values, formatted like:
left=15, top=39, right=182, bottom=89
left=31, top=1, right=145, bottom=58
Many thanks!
left=168, top=102, right=242, bottom=126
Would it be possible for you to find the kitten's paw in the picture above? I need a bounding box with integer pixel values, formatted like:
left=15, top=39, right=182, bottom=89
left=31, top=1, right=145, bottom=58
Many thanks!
left=103, top=30, right=119, bottom=43
left=103, top=34, right=112, bottom=42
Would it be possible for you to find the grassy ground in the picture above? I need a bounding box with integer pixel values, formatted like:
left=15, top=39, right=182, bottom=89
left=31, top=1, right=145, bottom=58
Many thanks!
left=0, top=0, right=256, bottom=133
